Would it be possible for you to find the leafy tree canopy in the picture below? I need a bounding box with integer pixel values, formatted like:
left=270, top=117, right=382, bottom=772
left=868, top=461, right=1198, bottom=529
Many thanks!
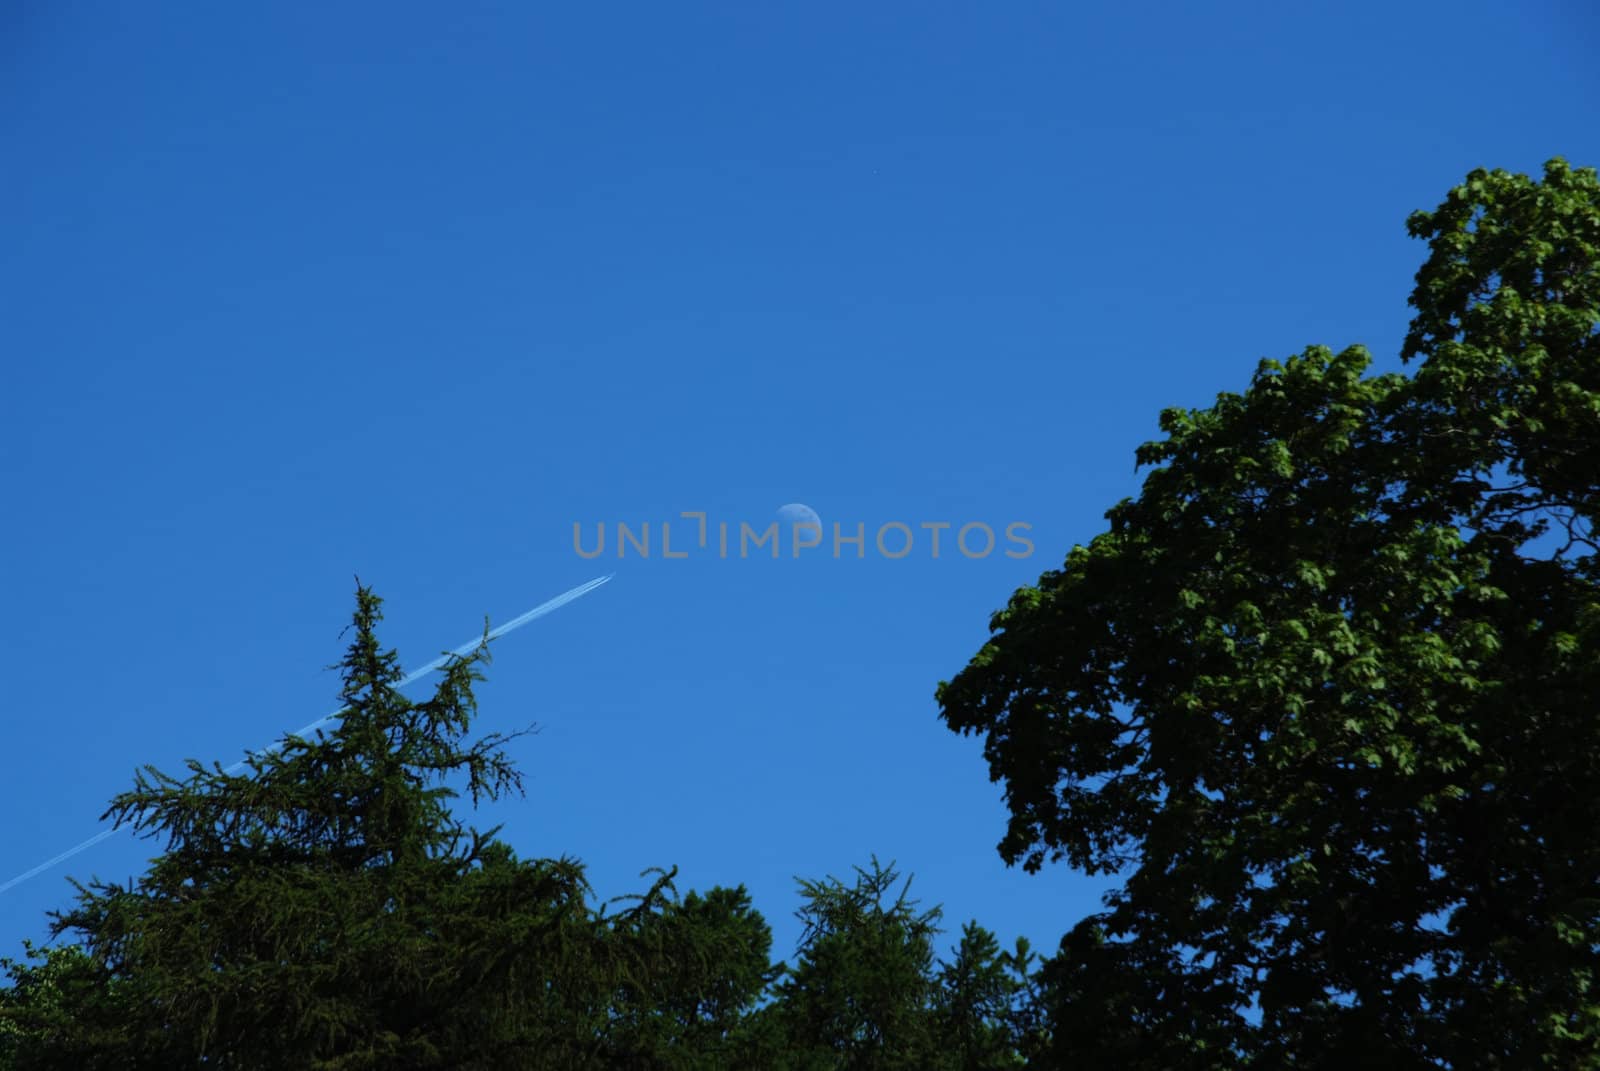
left=937, top=158, right=1600, bottom=1068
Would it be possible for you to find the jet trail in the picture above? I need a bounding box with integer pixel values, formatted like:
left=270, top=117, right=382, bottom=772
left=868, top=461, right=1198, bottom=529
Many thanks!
left=0, top=575, right=613, bottom=896
left=223, top=574, right=613, bottom=773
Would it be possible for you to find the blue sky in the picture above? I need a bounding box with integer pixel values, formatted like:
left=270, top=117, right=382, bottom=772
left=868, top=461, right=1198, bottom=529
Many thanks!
left=2, top=2, right=1595, bottom=964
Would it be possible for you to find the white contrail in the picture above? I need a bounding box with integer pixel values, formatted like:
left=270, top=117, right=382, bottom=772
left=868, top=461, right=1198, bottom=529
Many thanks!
left=0, top=575, right=614, bottom=896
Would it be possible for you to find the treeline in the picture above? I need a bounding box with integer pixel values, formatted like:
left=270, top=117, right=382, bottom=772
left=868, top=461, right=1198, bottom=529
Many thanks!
left=0, top=589, right=1045, bottom=1070
left=4, top=158, right=1600, bottom=1068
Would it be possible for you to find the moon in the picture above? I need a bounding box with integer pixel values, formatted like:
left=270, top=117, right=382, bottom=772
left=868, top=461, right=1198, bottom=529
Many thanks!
left=776, top=502, right=822, bottom=535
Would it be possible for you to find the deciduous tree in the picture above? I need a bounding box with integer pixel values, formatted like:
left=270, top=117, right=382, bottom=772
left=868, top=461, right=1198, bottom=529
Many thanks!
left=937, top=158, right=1600, bottom=1067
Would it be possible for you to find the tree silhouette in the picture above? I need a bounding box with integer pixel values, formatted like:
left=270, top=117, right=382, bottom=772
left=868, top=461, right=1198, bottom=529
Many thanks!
left=938, top=158, right=1600, bottom=1067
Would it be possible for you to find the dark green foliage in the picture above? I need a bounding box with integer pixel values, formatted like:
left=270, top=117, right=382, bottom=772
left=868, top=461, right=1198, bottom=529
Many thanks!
left=10, top=587, right=601, bottom=1067
left=0, top=587, right=780, bottom=1069
left=601, top=875, right=782, bottom=1068
left=936, top=158, right=1600, bottom=1067
left=772, top=858, right=945, bottom=1070
left=0, top=942, right=130, bottom=1068
left=758, top=857, right=1037, bottom=1071
left=11, top=159, right=1590, bottom=1069
left=0, top=587, right=1035, bottom=1069
left=931, top=924, right=1043, bottom=1069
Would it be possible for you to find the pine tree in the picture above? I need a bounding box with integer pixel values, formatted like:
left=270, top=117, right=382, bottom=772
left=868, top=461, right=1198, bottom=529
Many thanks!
left=932, top=925, right=1040, bottom=1069
left=772, top=857, right=947, bottom=1071
left=22, top=585, right=620, bottom=1068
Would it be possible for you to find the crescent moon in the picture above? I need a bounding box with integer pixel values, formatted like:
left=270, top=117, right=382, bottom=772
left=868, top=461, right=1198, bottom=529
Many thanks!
left=775, top=502, right=823, bottom=535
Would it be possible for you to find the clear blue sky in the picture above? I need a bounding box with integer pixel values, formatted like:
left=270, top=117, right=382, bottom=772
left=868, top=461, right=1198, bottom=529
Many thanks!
left=2, top=2, right=1595, bottom=964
